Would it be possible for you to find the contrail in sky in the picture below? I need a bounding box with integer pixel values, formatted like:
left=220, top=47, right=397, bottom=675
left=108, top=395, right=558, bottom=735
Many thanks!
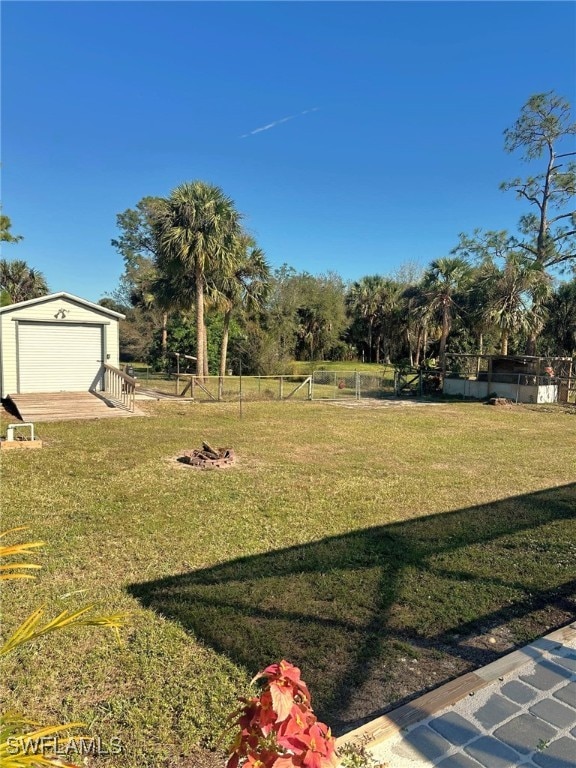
left=240, top=107, right=320, bottom=138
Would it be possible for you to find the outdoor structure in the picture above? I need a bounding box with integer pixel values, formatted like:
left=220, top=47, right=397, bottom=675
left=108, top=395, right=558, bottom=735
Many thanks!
left=0, top=292, right=124, bottom=399
left=443, top=354, right=574, bottom=404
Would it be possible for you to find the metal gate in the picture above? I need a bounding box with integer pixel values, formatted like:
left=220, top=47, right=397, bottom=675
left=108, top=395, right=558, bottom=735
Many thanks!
left=311, top=371, right=394, bottom=400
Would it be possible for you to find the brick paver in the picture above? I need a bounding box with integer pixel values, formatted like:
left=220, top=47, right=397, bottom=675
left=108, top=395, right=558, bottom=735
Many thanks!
left=473, top=694, right=520, bottom=729
left=436, top=754, right=484, bottom=768
left=428, top=712, right=481, bottom=746
left=342, top=624, right=576, bottom=768
left=549, top=651, right=576, bottom=673
left=399, top=725, right=452, bottom=761
left=492, top=713, right=557, bottom=754
left=553, top=680, right=576, bottom=709
left=531, top=736, right=576, bottom=768
left=529, top=699, right=576, bottom=729
left=518, top=659, right=572, bottom=690
left=464, top=735, right=522, bottom=768
left=500, top=680, right=538, bottom=705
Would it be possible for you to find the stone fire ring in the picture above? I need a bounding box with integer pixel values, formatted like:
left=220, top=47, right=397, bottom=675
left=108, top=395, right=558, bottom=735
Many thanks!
left=178, top=444, right=236, bottom=470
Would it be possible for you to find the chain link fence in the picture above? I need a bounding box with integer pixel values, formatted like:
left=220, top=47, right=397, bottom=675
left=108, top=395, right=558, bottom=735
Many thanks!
left=136, top=373, right=313, bottom=402
left=134, top=368, right=399, bottom=403
left=311, top=370, right=395, bottom=400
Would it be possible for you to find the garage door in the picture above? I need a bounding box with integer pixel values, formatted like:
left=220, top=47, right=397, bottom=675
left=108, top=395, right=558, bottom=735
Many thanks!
left=18, top=323, right=104, bottom=393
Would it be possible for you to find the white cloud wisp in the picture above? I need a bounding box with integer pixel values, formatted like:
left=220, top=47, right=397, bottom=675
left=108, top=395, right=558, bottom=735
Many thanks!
left=240, top=107, right=319, bottom=138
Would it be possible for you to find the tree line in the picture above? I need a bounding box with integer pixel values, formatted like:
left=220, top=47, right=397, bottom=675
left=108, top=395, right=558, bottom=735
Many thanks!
left=1, top=91, right=575, bottom=373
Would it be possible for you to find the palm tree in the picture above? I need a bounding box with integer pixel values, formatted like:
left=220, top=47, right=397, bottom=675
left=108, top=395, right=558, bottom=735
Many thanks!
left=421, top=257, right=472, bottom=373
left=154, top=182, right=242, bottom=379
left=208, top=236, right=270, bottom=388
left=482, top=254, right=551, bottom=355
left=373, top=278, right=402, bottom=364
left=543, top=279, right=576, bottom=356
left=0, top=259, right=48, bottom=304
left=346, top=275, right=385, bottom=362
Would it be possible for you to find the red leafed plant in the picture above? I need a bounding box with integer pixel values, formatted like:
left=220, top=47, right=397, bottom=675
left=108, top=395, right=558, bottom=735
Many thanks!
left=226, top=660, right=338, bottom=768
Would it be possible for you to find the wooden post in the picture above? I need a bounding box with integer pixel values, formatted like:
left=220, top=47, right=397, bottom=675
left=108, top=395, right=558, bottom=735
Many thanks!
left=279, top=376, right=284, bottom=400
left=239, top=361, right=243, bottom=419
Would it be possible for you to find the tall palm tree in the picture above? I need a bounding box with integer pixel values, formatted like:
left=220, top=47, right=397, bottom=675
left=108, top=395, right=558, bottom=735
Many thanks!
left=154, top=182, right=242, bottom=379
left=0, top=259, right=48, bottom=304
left=208, top=236, right=270, bottom=385
left=346, top=275, right=385, bottom=362
left=373, top=278, right=402, bottom=364
left=398, top=284, right=425, bottom=367
left=482, top=254, right=551, bottom=355
left=422, top=257, right=472, bottom=373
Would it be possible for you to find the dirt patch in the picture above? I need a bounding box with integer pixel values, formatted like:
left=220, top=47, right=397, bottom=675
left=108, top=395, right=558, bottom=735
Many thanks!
left=335, top=601, right=575, bottom=734
left=324, top=398, right=444, bottom=409
left=522, top=402, right=576, bottom=415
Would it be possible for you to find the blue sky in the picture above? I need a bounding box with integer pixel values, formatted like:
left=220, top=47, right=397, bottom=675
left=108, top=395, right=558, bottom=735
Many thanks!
left=2, top=1, right=575, bottom=303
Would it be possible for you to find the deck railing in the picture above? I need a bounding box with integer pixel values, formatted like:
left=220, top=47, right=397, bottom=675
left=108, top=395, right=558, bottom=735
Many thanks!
left=102, top=364, right=137, bottom=412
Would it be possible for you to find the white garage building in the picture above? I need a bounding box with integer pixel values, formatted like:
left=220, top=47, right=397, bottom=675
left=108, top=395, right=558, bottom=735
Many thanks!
left=0, top=292, right=124, bottom=399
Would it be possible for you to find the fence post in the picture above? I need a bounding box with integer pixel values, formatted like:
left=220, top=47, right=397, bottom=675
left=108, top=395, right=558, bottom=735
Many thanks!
left=239, top=371, right=243, bottom=418
left=308, top=376, right=313, bottom=400
left=356, top=371, right=360, bottom=400
left=279, top=376, right=284, bottom=400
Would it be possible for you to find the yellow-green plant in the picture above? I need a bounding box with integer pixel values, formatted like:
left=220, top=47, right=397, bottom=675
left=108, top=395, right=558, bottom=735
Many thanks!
left=0, top=527, right=124, bottom=768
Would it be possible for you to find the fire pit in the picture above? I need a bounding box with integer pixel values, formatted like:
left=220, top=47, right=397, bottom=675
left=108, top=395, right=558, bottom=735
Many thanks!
left=178, top=442, right=236, bottom=469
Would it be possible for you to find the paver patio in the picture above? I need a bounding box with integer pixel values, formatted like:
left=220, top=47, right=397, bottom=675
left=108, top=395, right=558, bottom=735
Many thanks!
left=338, top=623, right=576, bottom=767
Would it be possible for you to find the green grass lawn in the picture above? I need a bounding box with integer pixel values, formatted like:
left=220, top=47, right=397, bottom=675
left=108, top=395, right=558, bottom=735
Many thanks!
left=288, top=360, right=392, bottom=375
left=1, top=400, right=575, bottom=767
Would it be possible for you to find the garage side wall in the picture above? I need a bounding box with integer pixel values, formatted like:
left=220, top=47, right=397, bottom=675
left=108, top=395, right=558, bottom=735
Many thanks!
left=104, top=317, right=120, bottom=368
left=1, top=312, right=18, bottom=399
left=0, top=297, right=120, bottom=398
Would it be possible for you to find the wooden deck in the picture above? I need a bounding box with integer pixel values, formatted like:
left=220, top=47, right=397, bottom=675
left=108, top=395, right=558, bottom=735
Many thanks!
left=6, top=392, right=143, bottom=423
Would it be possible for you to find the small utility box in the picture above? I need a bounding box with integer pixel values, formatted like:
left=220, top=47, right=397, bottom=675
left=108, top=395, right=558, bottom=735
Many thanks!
left=1, top=422, right=42, bottom=450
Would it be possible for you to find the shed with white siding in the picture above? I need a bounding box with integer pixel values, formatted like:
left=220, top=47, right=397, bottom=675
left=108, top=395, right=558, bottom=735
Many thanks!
left=0, top=292, right=124, bottom=399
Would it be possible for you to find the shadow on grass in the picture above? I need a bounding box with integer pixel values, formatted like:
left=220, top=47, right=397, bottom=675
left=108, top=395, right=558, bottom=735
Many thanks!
left=128, top=483, right=576, bottom=732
